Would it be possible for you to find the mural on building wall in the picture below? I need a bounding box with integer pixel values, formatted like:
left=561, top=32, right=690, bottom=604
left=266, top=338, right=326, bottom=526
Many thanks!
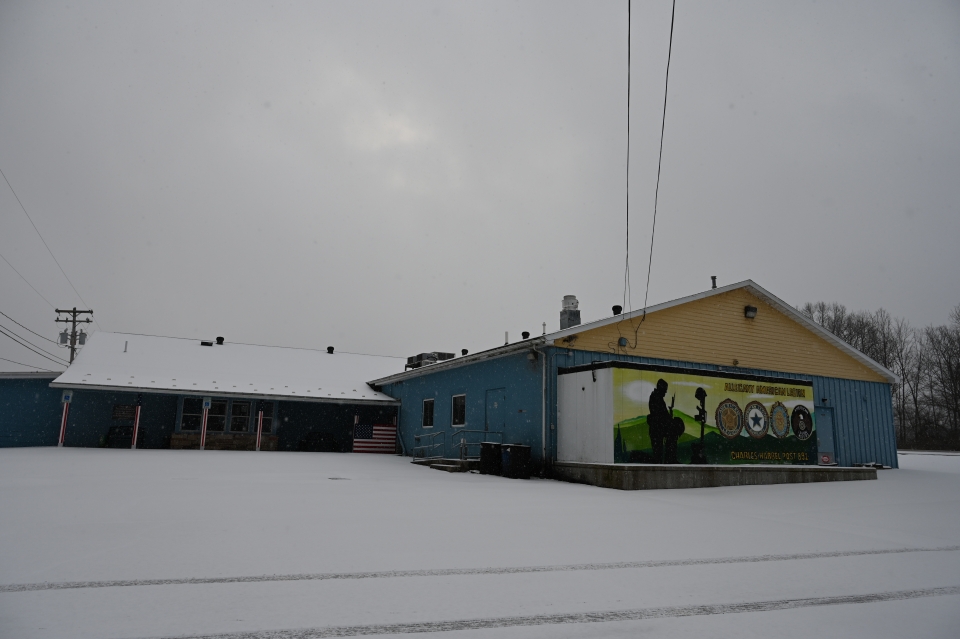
left=613, top=368, right=816, bottom=465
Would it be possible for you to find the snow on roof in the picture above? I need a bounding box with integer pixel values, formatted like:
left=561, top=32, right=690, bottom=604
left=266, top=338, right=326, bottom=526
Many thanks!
left=51, top=332, right=401, bottom=404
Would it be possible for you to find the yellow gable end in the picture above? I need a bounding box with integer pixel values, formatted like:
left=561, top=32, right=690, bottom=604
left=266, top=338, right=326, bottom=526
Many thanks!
left=558, top=288, right=886, bottom=383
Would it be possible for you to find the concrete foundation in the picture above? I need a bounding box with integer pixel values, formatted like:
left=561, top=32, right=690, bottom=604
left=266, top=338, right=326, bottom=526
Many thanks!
left=552, top=461, right=876, bottom=490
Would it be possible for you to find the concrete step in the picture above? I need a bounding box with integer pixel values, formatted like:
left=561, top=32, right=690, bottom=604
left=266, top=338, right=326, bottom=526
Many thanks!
left=430, top=463, right=465, bottom=473
left=412, top=458, right=481, bottom=473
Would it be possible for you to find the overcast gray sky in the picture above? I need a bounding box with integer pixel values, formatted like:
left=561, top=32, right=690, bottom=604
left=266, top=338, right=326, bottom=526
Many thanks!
left=1, top=0, right=958, bottom=372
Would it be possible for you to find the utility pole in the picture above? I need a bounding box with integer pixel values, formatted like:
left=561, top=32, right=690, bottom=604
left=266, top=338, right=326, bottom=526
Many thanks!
left=55, top=307, right=93, bottom=363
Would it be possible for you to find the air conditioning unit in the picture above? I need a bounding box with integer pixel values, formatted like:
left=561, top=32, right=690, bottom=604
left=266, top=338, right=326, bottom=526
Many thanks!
left=406, top=352, right=455, bottom=370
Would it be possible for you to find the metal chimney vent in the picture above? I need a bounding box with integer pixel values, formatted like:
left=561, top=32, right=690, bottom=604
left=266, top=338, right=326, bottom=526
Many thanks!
left=560, top=295, right=581, bottom=330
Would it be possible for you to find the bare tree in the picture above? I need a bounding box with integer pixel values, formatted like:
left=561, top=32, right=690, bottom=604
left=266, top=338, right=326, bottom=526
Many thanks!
left=800, top=301, right=960, bottom=450
left=925, top=310, right=960, bottom=446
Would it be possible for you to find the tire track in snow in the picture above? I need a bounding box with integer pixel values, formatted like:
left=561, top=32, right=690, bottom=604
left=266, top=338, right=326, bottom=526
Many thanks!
left=3, top=545, right=958, bottom=593
left=146, top=585, right=960, bottom=638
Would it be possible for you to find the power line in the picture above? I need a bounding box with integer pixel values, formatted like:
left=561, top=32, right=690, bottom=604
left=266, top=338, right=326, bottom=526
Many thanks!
left=0, top=326, right=69, bottom=366
left=0, top=166, right=101, bottom=330
left=618, top=0, right=678, bottom=352
left=0, top=320, right=68, bottom=362
left=0, top=250, right=55, bottom=309
left=0, top=356, right=56, bottom=372
left=623, top=0, right=633, bottom=314
left=0, top=309, right=58, bottom=344
left=642, top=0, right=677, bottom=317
left=0, top=324, right=69, bottom=364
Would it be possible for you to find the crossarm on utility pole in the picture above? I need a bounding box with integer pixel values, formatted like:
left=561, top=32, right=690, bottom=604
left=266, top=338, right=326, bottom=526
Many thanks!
left=55, top=307, right=94, bottom=363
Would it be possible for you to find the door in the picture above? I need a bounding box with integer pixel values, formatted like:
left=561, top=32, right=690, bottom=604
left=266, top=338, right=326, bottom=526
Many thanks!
left=485, top=389, right=506, bottom=437
left=815, top=407, right=836, bottom=465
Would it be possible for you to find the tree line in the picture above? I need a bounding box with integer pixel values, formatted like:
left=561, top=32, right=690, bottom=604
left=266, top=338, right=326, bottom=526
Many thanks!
left=800, top=301, right=960, bottom=450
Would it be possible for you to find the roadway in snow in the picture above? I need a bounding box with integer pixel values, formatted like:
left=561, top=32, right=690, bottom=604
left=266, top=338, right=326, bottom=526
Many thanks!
left=0, top=448, right=957, bottom=638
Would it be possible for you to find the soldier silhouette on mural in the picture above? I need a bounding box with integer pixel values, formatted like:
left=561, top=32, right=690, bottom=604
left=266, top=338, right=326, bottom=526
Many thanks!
left=690, top=387, right=708, bottom=464
left=648, top=379, right=685, bottom=463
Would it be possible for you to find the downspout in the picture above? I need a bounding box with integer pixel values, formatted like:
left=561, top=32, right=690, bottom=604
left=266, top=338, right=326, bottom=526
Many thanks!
left=550, top=347, right=574, bottom=470
left=395, top=399, right=405, bottom=456
left=530, top=337, right=549, bottom=476
left=541, top=345, right=546, bottom=476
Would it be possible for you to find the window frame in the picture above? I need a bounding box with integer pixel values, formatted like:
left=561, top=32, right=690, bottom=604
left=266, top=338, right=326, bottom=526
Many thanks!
left=230, top=400, right=252, bottom=433
left=180, top=397, right=203, bottom=431
left=256, top=401, right=276, bottom=434
left=451, top=394, right=466, bottom=427
left=176, top=397, right=278, bottom=434
left=205, top=399, right=228, bottom=432
left=422, top=398, right=435, bottom=429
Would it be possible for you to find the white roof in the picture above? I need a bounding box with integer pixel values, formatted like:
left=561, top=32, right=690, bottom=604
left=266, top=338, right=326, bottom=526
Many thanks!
left=51, top=332, right=401, bottom=404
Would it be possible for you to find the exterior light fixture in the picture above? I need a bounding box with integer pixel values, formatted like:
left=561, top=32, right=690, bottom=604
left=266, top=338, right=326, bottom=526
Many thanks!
left=744, top=305, right=758, bottom=319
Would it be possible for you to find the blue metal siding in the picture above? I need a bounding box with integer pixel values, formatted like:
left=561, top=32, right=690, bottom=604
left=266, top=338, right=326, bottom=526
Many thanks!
left=63, top=391, right=179, bottom=448
left=275, top=402, right=397, bottom=451
left=2, top=376, right=400, bottom=452
left=812, top=375, right=897, bottom=468
left=0, top=377, right=62, bottom=447
left=381, top=351, right=544, bottom=463
left=382, top=346, right=897, bottom=470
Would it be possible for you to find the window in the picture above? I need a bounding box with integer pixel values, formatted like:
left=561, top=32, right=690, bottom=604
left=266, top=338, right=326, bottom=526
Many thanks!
left=257, top=401, right=275, bottom=434
left=422, top=399, right=434, bottom=428
left=452, top=394, right=466, bottom=426
left=207, top=400, right=227, bottom=432
left=181, top=398, right=202, bottom=431
left=231, top=401, right=251, bottom=432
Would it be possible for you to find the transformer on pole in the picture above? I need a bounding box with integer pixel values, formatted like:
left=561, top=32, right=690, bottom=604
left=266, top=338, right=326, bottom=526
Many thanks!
left=55, top=307, right=93, bottom=363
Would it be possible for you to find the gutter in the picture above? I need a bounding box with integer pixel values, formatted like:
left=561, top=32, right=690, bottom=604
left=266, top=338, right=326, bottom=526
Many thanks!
left=0, top=371, right=62, bottom=379
left=535, top=343, right=547, bottom=475
left=46, top=381, right=400, bottom=406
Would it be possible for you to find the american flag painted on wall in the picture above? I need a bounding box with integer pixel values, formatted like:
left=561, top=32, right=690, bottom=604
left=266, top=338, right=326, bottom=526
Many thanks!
left=353, top=423, right=397, bottom=454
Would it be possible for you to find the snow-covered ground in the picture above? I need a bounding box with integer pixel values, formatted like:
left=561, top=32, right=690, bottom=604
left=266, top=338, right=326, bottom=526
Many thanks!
left=1, top=448, right=958, bottom=638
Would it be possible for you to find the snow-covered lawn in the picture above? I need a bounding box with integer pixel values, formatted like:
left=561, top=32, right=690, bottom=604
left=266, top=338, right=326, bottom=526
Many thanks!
left=1, top=448, right=958, bottom=638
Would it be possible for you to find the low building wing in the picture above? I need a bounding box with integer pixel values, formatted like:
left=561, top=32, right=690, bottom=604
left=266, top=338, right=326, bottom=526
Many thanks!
left=51, top=332, right=400, bottom=405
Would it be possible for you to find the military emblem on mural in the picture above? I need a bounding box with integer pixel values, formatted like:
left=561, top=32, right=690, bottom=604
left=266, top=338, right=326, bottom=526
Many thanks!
left=744, top=401, right=769, bottom=439
left=769, top=402, right=790, bottom=439
left=791, top=405, right=814, bottom=441
left=715, top=398, right=743, bottom=439
left=612, top=368, right=817, bottom=466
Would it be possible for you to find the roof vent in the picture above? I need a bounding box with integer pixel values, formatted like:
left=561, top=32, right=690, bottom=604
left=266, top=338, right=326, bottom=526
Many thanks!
left=711, top=276, right=717, bottom=289
left=560, top=295, right=581, bottom=330
left=406, top=352, right=454, bottom=370
left=200, top=341, right=213, bottom=347
left=461, top=349, right=468, bottom=356
left=521, top=331, right=530, bottom=340
left=216, top=336, right=224, bottom=345
left=612, top=305, right=622, bottom=315
left=327, top=346, right=334, bottom=354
